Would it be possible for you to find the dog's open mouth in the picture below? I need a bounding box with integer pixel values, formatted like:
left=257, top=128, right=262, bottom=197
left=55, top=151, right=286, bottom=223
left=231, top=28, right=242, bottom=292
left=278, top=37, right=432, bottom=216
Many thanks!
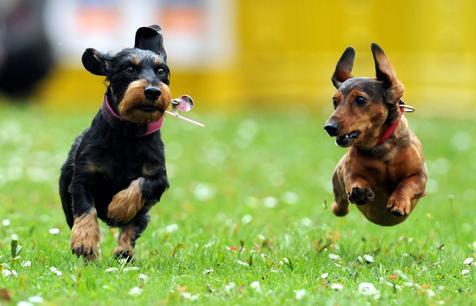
left=336, top=130, right=360, bottom=147
left=137, top=104, right=160, bottom=112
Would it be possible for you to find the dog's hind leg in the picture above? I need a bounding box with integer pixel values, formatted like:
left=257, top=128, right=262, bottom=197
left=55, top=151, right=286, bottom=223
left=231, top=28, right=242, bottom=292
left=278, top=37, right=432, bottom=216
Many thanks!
left=113, top=212, right=150, bottom=261
left=59, top=162, right=74, bottom=228
left=60, top=134, right=85, bottom=228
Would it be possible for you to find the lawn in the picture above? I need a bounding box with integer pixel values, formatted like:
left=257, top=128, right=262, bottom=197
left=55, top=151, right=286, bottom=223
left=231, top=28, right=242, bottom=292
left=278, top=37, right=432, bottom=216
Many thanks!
left=0, top=104, right=474, bottom=305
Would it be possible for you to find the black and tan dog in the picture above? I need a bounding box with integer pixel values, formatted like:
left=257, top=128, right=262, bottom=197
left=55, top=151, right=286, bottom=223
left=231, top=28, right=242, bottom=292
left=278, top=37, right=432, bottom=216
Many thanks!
left=59, top=25, right=171, bottom=260
left=324, top=43, right=427, bottom=226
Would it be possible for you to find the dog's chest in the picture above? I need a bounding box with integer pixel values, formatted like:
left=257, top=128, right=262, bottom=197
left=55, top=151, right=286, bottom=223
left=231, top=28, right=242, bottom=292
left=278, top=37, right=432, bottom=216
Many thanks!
left=349, top=151, right=409, bottom=188
left=82, top=136, right=162, bottom=185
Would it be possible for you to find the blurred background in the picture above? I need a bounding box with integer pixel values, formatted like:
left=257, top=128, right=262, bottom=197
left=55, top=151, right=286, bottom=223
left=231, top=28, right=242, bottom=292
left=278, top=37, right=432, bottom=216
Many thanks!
left=1, top=4, right=476, bottom=296
left=0, top=0, right=475, bottom=113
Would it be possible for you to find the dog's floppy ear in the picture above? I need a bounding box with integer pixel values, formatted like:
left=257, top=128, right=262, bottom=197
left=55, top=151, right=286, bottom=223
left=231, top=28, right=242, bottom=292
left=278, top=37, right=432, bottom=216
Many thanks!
left=371, top=43, right=404, bottom=104
left=82, top=48, right=108, bottom=76
left=135, top=25, right=167, bottom=60
left=332, top=47, right=355, bottom=88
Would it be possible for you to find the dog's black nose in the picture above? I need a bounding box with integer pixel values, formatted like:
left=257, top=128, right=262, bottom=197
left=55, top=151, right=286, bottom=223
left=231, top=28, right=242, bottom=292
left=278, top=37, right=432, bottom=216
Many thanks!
left=324, top=122, right=339, bottom=137
left=144, top=86, right=161, bottom=100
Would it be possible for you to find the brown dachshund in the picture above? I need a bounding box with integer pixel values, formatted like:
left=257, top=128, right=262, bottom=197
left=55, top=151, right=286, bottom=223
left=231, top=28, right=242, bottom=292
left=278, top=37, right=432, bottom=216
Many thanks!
left=324, top=43, right=427, bottom=226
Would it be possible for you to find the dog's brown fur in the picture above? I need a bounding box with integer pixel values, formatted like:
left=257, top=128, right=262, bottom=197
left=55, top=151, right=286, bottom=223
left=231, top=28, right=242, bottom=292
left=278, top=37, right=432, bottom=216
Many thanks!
left=325, top=43, right=427, bottom=226
left=107, top=178, right=145, bottom=224
left=70, top=208, right=101, bottom=260
left=113, top=224, right=136, bottom=259
left=118, top=79, right=171, bottom=124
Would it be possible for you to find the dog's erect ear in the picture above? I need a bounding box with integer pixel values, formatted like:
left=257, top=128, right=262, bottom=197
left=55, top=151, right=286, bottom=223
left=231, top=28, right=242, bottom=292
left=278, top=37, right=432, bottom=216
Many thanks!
left=82, top=48, right=108, bottom=76
left=371, top=43, right=404, bottom=103
left=135, top=25, right=167, bottom=60
left=332, top=47, right=355, bottom=88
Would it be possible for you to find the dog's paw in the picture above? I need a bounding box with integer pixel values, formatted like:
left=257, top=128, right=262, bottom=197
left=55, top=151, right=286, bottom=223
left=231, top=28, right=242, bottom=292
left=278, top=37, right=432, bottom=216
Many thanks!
left=113, top=246, right=134, bottom=262
left=332, top=202, right=349, bottom=216
left=386, top=196, right=410, bottom=217
left=70, top=213, right=100, bottom=260
left=107, top=178, right=144, bottom=223
left=348, top=186, right=375, bottom=205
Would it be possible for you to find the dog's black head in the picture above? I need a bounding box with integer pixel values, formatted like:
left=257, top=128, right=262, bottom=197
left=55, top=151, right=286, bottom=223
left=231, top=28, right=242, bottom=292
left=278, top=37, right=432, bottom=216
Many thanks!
left=324, top=43, right=404, bottom=148
left=81, top=25, right=171, bottom=124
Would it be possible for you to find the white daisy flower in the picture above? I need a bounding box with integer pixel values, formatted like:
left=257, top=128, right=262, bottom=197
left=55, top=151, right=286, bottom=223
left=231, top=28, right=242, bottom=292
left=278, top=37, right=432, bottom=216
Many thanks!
left=181, top=292, right=199, bottom=301
left=21, top=260, right=32, bottom=268
left=123, top=267, right=140, bottom=272
left=202, top=268, right=213, bottom=275
left=241, top=214, right=253, bottom=224
left=250, top=281, right=261, bottom=292
left=358, top=282, right=379, bottom=296
left=49, top=266, right=62, bottom=276
left=295, top=289, right=306, bottom=300
left=128, top=287, right=143, bottom=296
left=224, top=282, right=235, bottom=292
left=263, top=196, right=278, bottom=208
left=463, top=257, right=473, bottom=265
left=165, top=224, right=178, bottom=233
left=363, top=254, right=374, bottom=263
left=49, top=228, right=60, bottom=235
left=28, top=296, right=43, bottom=303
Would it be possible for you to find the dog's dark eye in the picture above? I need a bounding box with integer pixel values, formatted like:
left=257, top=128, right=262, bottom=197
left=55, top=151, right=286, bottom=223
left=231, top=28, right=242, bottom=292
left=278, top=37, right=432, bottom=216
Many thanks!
left=355, top=96, right=367, bottom=106
left=156, top=67, right=167, bottom=76
left=332, top=97, right=338, bottom=109
left=124, top=65, right=135, bottom=73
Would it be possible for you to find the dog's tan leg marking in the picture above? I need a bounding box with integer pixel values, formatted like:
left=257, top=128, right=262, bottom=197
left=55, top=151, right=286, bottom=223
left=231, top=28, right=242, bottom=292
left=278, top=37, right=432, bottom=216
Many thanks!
left=113, top=225, right=136, bottom=259
left=107, top=178, right=144, bottom=223
left=387, top=174, right=426, bottom=216
left=71, top=209, right=100, bottom=260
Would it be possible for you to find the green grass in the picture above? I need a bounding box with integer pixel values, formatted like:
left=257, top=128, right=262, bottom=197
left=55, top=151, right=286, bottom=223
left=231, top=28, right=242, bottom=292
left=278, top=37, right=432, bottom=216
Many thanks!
left=0, top=104, right=474, bottom=305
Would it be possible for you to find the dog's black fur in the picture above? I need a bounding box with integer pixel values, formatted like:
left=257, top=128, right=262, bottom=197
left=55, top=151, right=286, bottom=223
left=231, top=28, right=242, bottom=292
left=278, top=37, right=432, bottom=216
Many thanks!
left=59, top=25, right=171, bottom=261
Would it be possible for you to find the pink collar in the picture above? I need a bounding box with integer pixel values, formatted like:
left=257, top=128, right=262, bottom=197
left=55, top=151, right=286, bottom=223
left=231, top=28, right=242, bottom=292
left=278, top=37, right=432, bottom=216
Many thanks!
left=101, top=95, right=164, bottom=136
left=376, top=106, right=404, bottom=146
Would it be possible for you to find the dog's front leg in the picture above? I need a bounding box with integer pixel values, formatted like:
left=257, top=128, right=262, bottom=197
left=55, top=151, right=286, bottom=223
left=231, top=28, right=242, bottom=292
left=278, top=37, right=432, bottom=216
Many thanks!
left=107, top=175, right=169, bottom=223
left=345, top=175, right=375, bottom=205
left=108, top=178, right=145, bottom=224
left=70, top=181, right=100, bottom=260
left=387, top=173, right=427, bottom=216
left=141, top=174, right=169, bottom=204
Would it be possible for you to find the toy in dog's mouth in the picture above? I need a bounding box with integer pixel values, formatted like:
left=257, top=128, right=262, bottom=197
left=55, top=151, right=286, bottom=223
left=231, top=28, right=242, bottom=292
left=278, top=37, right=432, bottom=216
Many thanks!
left=336, top=130, right=360, bottom=147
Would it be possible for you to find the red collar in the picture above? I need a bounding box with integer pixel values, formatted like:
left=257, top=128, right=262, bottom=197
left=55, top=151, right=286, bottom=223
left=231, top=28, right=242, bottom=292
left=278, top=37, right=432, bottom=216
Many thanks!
left=101, top=95, right=164, bottom=136
left=376, top=106, right=404, bottom=146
